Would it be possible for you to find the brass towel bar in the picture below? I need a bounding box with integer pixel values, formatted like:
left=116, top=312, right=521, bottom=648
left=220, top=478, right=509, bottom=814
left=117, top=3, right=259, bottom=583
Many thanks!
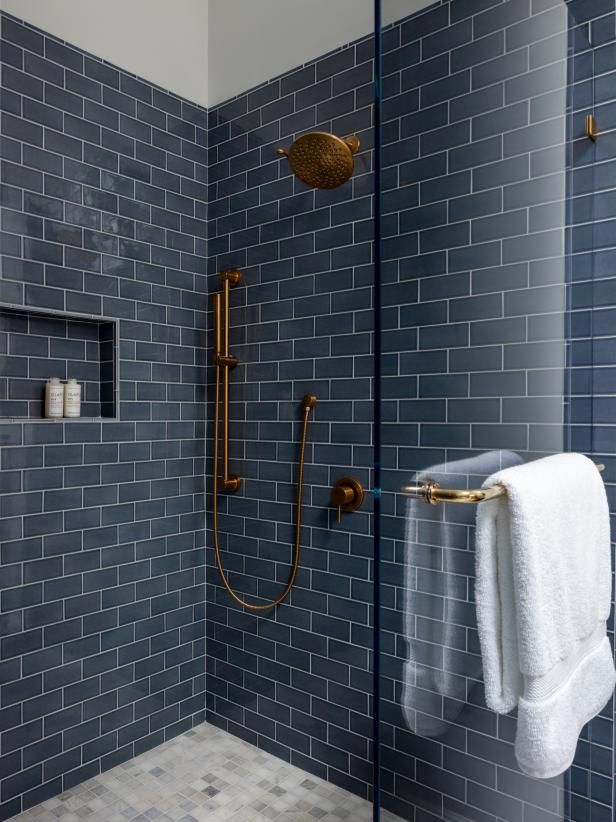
left=402, top=463, right=605, bottom=505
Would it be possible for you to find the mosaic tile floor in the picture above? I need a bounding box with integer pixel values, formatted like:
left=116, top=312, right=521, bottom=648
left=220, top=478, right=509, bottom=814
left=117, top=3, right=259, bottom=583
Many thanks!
left=11, top=722, right=401, bottom=821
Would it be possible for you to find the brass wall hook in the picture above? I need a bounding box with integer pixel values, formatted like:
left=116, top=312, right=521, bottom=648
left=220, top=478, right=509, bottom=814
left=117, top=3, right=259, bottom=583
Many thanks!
left=586, top=114, right=598, bottom=141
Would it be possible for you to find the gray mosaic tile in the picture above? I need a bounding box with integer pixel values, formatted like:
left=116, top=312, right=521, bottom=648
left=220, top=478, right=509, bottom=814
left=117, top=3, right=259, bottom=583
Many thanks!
left=8, top=723, right=395, bottom=822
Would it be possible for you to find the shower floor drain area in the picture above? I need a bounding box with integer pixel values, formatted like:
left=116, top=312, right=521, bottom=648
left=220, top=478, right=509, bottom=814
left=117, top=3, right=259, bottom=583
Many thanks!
left=10, top=723, right=402, bottom=821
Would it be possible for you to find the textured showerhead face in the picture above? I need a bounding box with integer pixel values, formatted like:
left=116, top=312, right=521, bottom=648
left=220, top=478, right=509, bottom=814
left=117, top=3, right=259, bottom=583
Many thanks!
left=277, top=132, right=360, bottom=189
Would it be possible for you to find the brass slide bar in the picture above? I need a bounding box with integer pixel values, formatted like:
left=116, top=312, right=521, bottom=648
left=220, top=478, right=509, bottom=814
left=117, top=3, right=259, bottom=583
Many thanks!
left=213, top=269, right=241, bottom=493
left=402, top=463, right=605, bottom=505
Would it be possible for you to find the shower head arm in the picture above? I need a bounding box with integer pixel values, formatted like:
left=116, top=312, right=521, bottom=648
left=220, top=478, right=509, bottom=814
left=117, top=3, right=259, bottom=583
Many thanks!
left=343, top=135, right=360, bottom=154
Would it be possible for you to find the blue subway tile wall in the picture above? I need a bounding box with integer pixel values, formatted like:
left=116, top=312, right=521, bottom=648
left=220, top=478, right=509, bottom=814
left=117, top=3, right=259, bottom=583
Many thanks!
left=0, top=13, right=207, bottom=819
left=205, top=31, right=376, bottom=800
left=205, top=1, right=616, bottom=821
left=378, top=1, right=616, bottom=821
left=2, top=1, right=616, bottom=820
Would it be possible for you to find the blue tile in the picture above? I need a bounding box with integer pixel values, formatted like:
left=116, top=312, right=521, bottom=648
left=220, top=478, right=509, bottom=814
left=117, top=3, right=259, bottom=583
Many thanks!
left=3, top=2, right=616, bottom=816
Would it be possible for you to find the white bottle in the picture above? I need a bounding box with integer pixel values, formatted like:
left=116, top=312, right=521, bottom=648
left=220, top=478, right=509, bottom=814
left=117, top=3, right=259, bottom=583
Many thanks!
left=45, top=378, right=64, bottom=418
left=64, top=378, right=82, bottom=418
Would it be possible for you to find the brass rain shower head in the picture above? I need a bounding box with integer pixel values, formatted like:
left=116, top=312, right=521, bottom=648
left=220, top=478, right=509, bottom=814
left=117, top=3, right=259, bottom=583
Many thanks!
left=277, top=132, right=360, bottom=189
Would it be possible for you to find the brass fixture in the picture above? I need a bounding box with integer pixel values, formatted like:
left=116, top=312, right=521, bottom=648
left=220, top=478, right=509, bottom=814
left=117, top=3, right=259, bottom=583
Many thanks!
left=302, top=393, right=318, bottom=410
left=212, top=269, right=318, bottom=610
left=213, top=392, right=317, bottom=610
left=331, top=477, right=365, bottom=524
left=213, top=269, right=242, bottom=493
left=277, top=131, right=360, bottom=189
left=402, top=463, right=605, bottom=506
left=586, top=114, right=598, bottom=141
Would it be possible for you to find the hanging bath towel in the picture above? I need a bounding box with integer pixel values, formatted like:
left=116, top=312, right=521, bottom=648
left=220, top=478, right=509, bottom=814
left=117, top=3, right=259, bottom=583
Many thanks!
left=475, top=453, right=615, bottom=778
left=402, top=450, right=522, bottom=738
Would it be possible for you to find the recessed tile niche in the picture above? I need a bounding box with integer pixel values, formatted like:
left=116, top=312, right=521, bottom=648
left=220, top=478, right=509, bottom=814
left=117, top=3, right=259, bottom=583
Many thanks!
left=0, top=305, right=117, bottom=420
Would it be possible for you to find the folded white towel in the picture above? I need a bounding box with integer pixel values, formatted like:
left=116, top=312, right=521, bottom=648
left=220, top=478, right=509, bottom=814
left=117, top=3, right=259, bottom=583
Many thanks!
left=402, top=450, right=522, bottom=738
left=475, top=453, right=615, bottom=778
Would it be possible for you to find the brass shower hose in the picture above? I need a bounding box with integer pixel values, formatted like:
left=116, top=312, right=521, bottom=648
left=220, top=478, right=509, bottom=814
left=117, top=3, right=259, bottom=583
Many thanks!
left=212, top=369, right=317, bottom=610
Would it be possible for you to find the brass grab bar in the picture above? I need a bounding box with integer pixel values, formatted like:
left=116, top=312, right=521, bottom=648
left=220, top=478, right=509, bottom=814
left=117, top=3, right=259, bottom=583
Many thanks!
left=402, top=463, right=605, bottom=505
left=213, top=269, right=241, bottom=493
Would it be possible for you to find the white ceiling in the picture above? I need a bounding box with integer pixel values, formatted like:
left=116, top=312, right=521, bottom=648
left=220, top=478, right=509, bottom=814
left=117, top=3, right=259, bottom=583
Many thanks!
left=0, top=0, right=433, bottom=108
left=208, top=0, right=433, bottom=106
left=0, top=0, right=210, bottom=107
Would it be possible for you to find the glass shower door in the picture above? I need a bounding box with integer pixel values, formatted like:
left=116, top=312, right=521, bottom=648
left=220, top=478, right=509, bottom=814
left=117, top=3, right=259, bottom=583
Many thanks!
left=376, top=0, right=615, bottom=820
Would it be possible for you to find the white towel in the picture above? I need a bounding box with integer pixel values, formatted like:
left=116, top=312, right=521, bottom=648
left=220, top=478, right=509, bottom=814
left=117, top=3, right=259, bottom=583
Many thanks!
left=402, top=450, right=522, bottom=738
left=475, top=452, right=615, bottom=778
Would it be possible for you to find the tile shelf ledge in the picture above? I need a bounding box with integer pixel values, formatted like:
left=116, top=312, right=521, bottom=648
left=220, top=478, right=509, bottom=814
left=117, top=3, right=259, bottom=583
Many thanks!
left=0, top=416, right=119, bottom=423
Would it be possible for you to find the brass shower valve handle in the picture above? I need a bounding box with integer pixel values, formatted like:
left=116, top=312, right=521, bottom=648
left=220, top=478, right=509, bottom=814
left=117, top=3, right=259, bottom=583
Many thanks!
left=331, top=478, right=365, bottom=524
